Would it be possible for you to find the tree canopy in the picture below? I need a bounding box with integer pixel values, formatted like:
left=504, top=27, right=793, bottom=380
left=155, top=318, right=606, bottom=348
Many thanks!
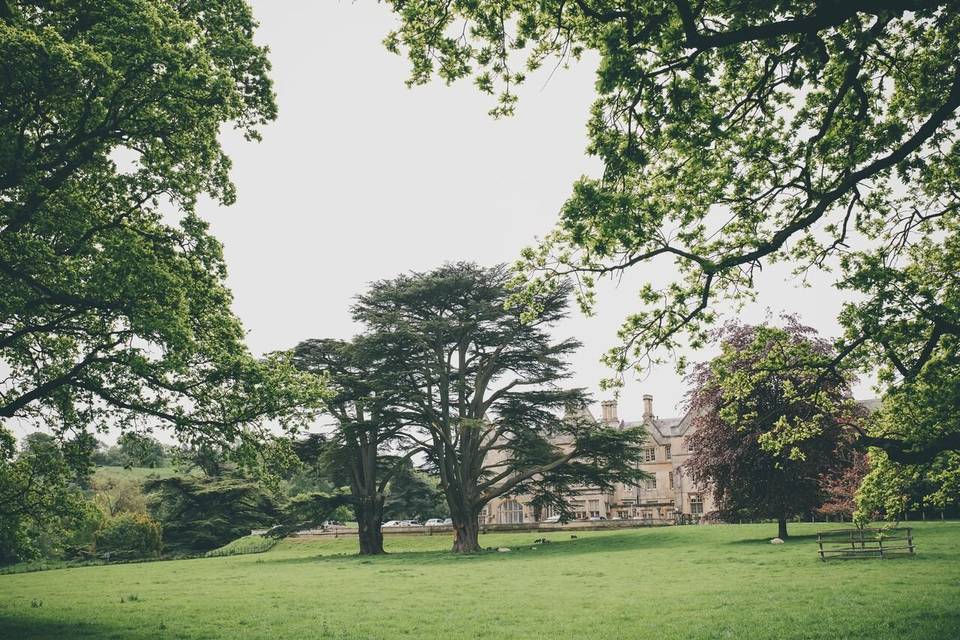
left=352, top=262, right=648, bottom=552
left=1, top=1, right=322, bottom=461
left=290, top=337, right=418, bottom=555
left=380, top=1, right=960, bottom=465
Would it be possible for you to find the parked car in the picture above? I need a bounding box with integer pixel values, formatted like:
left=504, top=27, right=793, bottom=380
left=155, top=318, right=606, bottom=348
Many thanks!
left=401, top=520, right=422, bottom=527
left=543, top=515, right=563, bottom=523
left=424, top=518, right=448, bottom=526
left=589, top=516, right=607, bottom=521
left=382, top=520, right=404, bottom=528
left=442, top=518, right=453, bottom=525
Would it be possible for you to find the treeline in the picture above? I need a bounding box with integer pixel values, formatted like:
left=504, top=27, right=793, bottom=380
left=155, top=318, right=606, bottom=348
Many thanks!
left=0, top=431, right=452, bottom=565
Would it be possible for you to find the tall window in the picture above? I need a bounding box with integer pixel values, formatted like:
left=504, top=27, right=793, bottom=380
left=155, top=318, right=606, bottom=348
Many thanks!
left=500, top=500, right=523, bottom=524
left=664, top=444, right=672, bottom=460
left=690, top=494, right=703, bottom=516
left=668, top=471, right=674, bottom=489
left=644, top=476, right=657, bottom=490
left=643, top=447, right=656, bottom=462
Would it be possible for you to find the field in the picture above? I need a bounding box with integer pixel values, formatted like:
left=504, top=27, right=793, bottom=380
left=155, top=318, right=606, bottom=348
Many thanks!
left=92, top=466, right=181, bottom=483
left=1, top=522, right=958, bottom=640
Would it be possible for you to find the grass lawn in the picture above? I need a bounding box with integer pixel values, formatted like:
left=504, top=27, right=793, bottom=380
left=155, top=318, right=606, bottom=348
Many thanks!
left=1, top=522, right=958, bottom=639
left=92, top=466, right=181, bottom=481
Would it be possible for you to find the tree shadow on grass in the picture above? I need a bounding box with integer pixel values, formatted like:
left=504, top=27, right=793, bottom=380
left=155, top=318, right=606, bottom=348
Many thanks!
left=724, top=531, right=823, bottom=546
left=0, top=615, right=137, bottom=640
left=258, top=527, right=696, bottom=568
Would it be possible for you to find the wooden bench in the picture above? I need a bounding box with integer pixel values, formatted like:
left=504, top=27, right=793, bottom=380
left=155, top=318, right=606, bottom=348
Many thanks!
left=816, top=527, right=915, bottom=560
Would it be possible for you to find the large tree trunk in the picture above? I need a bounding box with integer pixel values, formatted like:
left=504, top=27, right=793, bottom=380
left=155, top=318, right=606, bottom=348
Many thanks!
left=355, top=494, right=385, bottom=555
left=452, top=516, right=481, bottom=553
left=777, top=515, right=789, bottom=539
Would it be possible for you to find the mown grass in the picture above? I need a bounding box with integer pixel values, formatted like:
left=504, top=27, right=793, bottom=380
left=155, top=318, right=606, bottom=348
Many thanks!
left=1, top=522, right=958, bottom=639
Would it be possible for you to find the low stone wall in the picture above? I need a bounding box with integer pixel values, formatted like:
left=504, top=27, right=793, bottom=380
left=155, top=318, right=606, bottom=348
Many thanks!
left=287, top=519, right=674, bottom=538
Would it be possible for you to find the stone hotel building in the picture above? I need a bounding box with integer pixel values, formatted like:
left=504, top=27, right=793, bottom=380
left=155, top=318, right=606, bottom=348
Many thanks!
left=481, top=395, right=716, bottom=525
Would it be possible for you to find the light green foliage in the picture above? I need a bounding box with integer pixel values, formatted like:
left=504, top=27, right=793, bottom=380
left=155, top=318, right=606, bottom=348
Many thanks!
left=0, top=0, right=324, bottom=473
left=92, top=513, right=162, bottom=560
left=0, top=428, right=89, bottom=563
left=1, top=523, right=959, bottom=638
left=380, top=2, right=960, bottom=468
left=856, top=449, right=960, bottom=526
left=92, top=476, right=148, bottom=518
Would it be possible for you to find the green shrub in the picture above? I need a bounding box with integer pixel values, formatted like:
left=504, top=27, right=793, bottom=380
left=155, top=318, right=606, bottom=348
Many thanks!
left=94, top=513, right=162, bottom=560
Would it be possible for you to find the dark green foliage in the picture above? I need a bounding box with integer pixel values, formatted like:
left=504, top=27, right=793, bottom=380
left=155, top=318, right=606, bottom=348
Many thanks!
left=383, top=462, right=447, bottom=522
left=267, top=491, right=351, bottom=539
left=290, top=340, right=414, bottom=555
left=0, top=428, right=90, bottom=564
left=144, top=476, right=281, bottom=554
left=353, top=262, right=649, bottom=552
left=93, top=513, right=162, bottom=560
left=114, top=434, right=167, bottom=469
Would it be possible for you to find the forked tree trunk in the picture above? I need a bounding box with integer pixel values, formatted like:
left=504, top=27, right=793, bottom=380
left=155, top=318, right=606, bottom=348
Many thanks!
left=355, top=494, right=386, bottom=555
left=451, top=512, right=481, bottom=553
left=777, top=515, right=789, bottom=539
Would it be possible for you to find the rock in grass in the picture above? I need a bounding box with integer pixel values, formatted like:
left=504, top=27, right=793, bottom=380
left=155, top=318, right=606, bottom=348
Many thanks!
left=770, top=538, right=785, bottom=544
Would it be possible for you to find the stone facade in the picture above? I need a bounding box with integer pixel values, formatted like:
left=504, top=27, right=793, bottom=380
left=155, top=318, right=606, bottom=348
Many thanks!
left=482, top=395, right=715, bottom=525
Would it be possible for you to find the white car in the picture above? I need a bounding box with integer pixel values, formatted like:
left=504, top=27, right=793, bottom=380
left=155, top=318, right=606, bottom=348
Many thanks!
left=424, top=518, right=448, bottom=526
left=543, top=515, right=563, bottom=523
left=401, top=520, right=423, bottom=527
left=382, top=520, right=404, bottom=528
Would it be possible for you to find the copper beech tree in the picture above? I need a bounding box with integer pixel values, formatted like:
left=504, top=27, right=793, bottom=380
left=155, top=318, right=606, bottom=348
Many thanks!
left=684, top=320, right=859, bottom=538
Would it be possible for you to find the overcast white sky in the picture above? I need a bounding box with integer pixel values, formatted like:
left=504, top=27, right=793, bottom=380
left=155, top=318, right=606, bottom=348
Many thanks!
left=201, top=1, right=870, bottom=423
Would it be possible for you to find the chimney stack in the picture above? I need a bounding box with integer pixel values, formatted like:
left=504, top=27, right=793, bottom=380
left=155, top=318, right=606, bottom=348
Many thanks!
left=600, top=400, right=618, bottom=425
left=642, top=394, right=654, bottom=420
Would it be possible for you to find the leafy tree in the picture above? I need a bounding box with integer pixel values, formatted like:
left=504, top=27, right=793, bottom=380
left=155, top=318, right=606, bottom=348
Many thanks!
left=290, top=339, right=418, bottom=555
left=0, top=0, right=322, bottom=479
left=115, top=433, right=167, bottom=469
left=92, top=477, right=148, bottom=518
left=91, top=441, right=124, bottom=467
left=380, top=1, right=960, bottom=465
left=817, top=450, right=869, bottom=521
left=684, top=321, right=856, bottom=538
left=143, top=476, right=282, bottom=555
left=172, top=443, right=235, bottom=477
left=353, top=263, right=648, bottom=552
left=856, top=448, right=960, bottom=525
left=93, top=512, right=162, bottom=560
left=0, top=428, right=92, bottom=563
left=383, top=460, right=448, bottom=522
